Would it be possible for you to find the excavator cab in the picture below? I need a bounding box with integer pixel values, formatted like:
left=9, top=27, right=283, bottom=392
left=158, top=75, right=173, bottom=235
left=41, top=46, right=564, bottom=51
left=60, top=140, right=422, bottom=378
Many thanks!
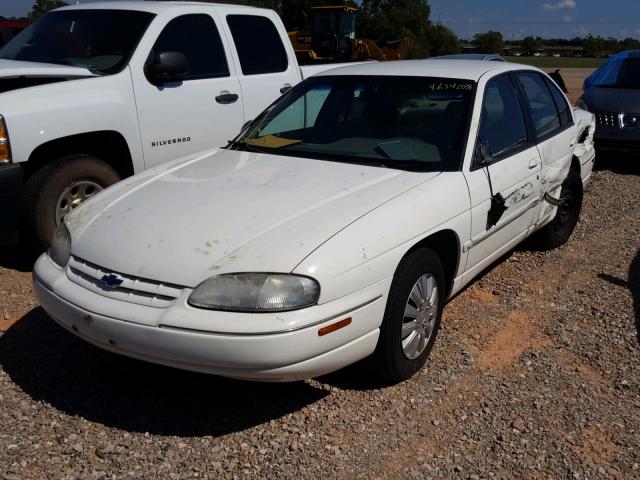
left=310, top=6, right=357, bottom=61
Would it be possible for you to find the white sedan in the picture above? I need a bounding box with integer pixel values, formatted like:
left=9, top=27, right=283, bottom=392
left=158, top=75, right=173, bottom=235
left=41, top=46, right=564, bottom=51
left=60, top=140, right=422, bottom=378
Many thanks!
left=33, top=60, right=595, bottom=383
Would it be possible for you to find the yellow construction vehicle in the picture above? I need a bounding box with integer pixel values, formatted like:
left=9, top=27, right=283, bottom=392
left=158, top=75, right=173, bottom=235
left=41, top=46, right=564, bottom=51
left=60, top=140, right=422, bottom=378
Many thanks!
left=288, top=5, right=409, bottom=64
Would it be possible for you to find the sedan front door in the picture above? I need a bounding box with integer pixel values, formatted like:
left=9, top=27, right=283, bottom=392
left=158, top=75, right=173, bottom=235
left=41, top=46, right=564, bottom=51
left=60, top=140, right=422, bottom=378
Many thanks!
left=463, top=73, right=543, bottom=279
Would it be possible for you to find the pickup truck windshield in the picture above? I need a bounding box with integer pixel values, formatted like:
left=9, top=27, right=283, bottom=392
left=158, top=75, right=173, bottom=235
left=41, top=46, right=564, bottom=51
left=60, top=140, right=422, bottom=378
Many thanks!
left=0, top=10, right=154, bottom=74
left=233, top=76, right=475, bottom=171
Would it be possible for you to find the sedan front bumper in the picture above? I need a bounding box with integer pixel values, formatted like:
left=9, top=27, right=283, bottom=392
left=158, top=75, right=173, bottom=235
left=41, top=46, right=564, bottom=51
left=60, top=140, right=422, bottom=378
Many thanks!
left=33, top=254, right=387, bottom=382
left=595, top=126, right=640, bottom=154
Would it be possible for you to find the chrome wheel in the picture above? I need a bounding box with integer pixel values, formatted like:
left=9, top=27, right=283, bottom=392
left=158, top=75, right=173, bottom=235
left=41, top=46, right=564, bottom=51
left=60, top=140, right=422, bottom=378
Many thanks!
left=55, top=180, right=103, bottom=225
left=402, top=273, right=439, bottom=360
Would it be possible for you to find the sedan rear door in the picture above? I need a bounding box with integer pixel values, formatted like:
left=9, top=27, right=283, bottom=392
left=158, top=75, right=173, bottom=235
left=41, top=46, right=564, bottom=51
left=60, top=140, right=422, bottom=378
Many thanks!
left=514, top=71, right=576, bottom=223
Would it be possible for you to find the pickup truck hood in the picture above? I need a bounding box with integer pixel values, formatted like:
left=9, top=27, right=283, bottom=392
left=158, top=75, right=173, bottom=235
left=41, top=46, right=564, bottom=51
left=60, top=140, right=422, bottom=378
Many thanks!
left=68, top=149, right=437, bottom=287
left=0, top=59, right=94, bottom=93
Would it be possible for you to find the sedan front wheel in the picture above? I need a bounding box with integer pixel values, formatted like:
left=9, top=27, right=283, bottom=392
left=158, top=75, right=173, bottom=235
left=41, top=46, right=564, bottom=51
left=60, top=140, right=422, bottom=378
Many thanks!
left=373, top=247, right=445, bottom=383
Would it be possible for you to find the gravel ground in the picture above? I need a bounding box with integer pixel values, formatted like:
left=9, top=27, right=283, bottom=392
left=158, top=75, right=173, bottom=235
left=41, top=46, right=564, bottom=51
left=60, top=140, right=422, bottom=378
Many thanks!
left=1, top=158, right=639, bottom=480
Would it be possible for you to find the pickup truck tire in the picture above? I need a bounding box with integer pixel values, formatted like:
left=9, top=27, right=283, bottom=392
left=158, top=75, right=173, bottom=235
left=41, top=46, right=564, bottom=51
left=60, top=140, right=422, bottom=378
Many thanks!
left=22, top=154, right=120, bottom=252
left=373, top=248, right=444, bottom=383
left=531, top=170, right=583, bottom=250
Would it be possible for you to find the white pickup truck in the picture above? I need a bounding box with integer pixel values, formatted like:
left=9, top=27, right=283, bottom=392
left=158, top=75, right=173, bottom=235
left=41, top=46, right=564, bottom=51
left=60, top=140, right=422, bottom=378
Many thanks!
left=0, top=1, right=347, bottom=250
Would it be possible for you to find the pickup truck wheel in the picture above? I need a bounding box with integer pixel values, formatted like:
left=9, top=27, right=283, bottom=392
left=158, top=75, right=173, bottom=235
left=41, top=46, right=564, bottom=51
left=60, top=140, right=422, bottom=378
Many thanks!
left=372, top=248, right=445, bottom=383
left=532, top=170, right=583, bottom=250
left=22, top=154, right=120, bottom=252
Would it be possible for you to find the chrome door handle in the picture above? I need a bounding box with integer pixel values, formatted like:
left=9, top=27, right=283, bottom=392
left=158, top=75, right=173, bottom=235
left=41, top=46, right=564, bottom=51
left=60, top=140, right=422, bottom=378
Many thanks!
left=528, top=158, right=539, bottom=169
left=280, top=83, right=292, bottom=94
left=215, top=91, right=239, bottom=104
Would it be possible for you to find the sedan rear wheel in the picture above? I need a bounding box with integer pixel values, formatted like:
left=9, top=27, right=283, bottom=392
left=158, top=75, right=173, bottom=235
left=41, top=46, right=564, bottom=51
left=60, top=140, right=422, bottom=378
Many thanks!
left=531, top=169, right=583, bottom=250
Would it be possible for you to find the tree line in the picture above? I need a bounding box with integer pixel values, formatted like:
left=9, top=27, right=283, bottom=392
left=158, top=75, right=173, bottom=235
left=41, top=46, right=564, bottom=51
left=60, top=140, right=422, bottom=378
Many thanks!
left=472, top=31, right=640, bottom=57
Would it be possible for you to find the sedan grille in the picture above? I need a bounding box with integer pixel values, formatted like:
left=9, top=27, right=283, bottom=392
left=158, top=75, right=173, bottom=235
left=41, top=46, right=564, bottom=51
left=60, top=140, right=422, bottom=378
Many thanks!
left=67, top=256, right=184, bottom=308
left=595, top=112, right=619, bottom=128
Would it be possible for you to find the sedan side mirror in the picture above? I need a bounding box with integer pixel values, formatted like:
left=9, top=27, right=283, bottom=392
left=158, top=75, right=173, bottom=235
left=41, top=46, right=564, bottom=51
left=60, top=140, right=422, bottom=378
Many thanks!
left=146, top=51, right=189, bottom=84
left=475, top=140, right=493, bottom=166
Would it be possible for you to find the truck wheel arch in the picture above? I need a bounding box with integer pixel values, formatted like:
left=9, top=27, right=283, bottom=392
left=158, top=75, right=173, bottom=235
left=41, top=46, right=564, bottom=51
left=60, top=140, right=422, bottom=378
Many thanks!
left=24, top=131, right=134, bottom=181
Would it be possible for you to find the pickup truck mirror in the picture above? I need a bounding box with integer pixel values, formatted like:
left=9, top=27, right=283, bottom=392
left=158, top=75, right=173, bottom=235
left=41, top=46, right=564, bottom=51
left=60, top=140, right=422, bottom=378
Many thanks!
left=146, top=51, right=190, bottom=84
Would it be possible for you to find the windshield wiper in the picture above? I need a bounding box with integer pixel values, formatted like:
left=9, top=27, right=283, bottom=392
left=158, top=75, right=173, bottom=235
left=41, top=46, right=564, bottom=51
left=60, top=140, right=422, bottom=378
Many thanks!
left=225, top=140, right=268, bottom=154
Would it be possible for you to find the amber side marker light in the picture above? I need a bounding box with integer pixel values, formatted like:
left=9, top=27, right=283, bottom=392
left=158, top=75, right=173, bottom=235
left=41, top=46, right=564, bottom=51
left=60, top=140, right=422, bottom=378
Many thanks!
left=0, top=116, right=11, bottom=164
left=318, top=317, right=352, bottom=337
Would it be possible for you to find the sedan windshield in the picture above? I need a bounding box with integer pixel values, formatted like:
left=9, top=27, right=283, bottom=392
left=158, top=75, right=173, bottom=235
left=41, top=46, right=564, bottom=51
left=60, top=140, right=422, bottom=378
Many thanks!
left=233, top=76, right=475, bottom=171
left=0, top=10, right=154, bottom=75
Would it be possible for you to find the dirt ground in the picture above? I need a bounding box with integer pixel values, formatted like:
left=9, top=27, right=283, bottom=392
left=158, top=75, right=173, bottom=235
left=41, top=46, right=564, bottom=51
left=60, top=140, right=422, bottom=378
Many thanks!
left=2, top=69, right=639, bottom=480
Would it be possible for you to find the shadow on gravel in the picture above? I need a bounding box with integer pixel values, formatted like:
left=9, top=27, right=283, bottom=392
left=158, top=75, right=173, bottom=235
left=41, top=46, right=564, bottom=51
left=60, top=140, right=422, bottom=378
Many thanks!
left=629, top=249, right=640, bottom=343
left=598, top=248, right=640, bottom=343
left=0, top=308, right=329, bottom=436
left=0, top=246, right=37, bottom=272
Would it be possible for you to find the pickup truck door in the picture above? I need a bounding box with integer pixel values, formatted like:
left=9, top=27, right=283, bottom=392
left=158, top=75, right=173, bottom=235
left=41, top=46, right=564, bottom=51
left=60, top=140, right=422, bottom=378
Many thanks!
left=131, top=12, right=244, bottom=168
left=222, top=10, right=302, bottom=122
left=463, top=73, right=542, bottom=277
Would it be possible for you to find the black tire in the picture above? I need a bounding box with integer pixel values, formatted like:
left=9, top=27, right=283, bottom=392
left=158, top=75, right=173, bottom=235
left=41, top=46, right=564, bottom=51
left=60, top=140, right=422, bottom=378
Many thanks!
left=372, top=248, right=445, bottom=383
left=531, top=169, right=583, bottom=250
left=21, top=154, right=120, bottom=253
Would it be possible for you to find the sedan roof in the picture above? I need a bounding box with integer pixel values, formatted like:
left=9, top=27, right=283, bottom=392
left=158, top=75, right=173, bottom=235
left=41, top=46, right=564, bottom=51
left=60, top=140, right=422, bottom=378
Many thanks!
left=314, top=59, right=537, bottom=81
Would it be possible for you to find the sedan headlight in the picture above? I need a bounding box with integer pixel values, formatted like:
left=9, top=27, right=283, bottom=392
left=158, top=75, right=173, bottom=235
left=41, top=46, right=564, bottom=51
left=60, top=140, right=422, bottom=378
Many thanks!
left=49, top=222, right=71, bottom=268
left=0, top=115, right=11, bottom=164
left=576, top=97, right=589, bottom=112
left=188, top=273, right=320, bottom=312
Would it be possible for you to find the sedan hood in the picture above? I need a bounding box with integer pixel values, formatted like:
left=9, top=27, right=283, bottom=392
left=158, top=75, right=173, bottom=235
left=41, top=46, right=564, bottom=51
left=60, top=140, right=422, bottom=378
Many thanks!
left=69, top=150, right=438, bottom=287
left=584, top=86, right=640, bottom=113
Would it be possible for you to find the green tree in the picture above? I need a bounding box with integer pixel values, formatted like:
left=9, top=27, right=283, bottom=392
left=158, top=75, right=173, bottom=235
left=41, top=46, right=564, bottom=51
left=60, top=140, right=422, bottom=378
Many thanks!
left=358, top=0, right=432, bottom=58
left=473, top=31, right=504, bottom=54
left=520, top=36, right=542, bottom=55
left=29, top=0, right=67, bottom=20
left=583, top=34, right=608, bottom=57
left=426, top=23, right=460, bottom=56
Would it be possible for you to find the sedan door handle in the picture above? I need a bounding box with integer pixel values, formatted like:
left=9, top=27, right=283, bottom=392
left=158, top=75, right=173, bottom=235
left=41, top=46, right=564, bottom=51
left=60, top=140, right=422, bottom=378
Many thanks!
left=280, top=83, right=292, bottom=94
left=528, top=158, right=539, bottom=169
left=215, top=91, right=239, bottom=104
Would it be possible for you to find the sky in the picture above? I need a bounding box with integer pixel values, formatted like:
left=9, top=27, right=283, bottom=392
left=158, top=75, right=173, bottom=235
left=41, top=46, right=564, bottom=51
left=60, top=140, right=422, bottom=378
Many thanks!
left=3, top=0, right=640, bottom=40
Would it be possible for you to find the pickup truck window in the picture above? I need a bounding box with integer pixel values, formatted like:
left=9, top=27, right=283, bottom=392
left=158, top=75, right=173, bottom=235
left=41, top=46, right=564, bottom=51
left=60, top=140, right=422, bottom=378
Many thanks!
left=479, top=75, right=529, bottom=159
left=0, top=10, right=154, bottom=75
left=516, top=72, right=562, bottom=139
left=226, top=15, right=288, bottom=75
left=233, top=75, right=475, bottom=172
left=151, top=14, right=229, bottom=81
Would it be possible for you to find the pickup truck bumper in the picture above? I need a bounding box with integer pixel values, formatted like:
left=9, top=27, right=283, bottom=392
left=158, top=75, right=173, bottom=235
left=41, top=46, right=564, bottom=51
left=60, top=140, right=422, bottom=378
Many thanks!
left=0, top=163, right=21, bottom=244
